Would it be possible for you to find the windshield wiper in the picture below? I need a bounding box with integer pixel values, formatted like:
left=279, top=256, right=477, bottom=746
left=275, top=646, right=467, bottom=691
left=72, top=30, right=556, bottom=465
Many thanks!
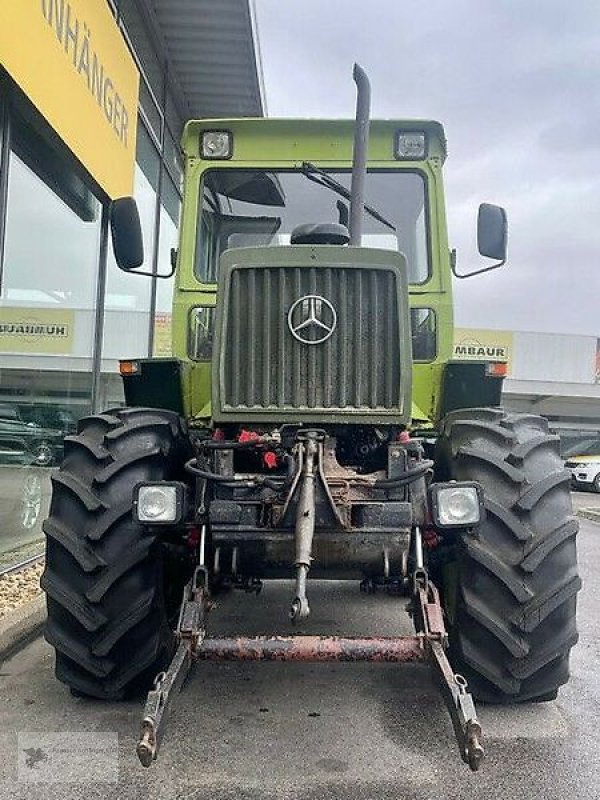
left=300, top=162, right=396, bottom=233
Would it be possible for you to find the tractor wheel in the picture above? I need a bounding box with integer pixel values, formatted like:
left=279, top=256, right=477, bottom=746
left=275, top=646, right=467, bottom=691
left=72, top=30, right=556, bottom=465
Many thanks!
left=41, top=408, right=191, bottom=700
left=435, top=408, right=580, bottom=703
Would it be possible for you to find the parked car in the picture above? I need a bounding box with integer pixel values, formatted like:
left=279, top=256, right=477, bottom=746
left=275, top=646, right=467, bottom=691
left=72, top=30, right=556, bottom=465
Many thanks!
left=17, top=403, right=78, bottom=438
left=0, top=464, right=49, bottom=544
left=565, top=455, right=600, bottom=492
left=0, top=403, right=65, bottom=466
left=0, top=430, right=52, bottom=550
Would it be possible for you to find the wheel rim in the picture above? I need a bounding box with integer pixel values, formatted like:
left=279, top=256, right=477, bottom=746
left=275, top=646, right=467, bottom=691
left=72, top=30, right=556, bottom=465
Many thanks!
left=20, top=473, right=42, bottom=530
left=34, top=442, right=53, bottom=466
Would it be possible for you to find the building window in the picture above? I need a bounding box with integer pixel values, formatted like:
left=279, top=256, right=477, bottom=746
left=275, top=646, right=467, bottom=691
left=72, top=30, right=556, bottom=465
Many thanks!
left=0, top=115, right=102, bottom=561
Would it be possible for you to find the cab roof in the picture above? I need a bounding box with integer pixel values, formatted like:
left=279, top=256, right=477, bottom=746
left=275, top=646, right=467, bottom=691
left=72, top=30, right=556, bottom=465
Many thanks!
left=182, top=118, right=447, bottom=164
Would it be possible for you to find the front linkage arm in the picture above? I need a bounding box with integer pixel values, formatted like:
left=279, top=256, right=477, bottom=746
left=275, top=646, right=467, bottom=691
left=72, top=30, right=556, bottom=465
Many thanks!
left=412, top=571, right=484, bottom=770
left=136, top=563, right=211, bottom=767
left=135, top=543, right=484, bottom=771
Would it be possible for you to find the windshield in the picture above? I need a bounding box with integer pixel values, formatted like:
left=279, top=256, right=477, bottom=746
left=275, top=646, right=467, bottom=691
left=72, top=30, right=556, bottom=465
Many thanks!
left=195, top=169, right=429, bottom=284
left=561, top=435, right=600, bottom=459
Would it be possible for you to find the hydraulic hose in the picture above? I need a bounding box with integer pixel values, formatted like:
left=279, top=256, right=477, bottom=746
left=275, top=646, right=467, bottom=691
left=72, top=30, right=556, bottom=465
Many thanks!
left=373, top=460, right=434, bottom=489
left=197, top=439, right=269, bottom=451
left=184, top=458, right=284, bottom=491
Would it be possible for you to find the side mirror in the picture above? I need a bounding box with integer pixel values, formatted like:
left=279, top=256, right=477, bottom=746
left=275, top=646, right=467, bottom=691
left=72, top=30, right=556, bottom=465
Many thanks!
left=110, top=197, right=144, bottom=271
left=478, top=203, right=507, bottom=261
left=451, top=203, right=508, bottom=279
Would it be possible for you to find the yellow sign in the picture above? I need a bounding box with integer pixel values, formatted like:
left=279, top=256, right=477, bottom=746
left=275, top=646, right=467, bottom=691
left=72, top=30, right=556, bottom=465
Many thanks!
left=0, top=1, right=139, bottom=198
left=153, top=312, right=172, bottom=357
left=0, top=307, right=74, bottom=354
left=453, top=328, right=513, bottom=373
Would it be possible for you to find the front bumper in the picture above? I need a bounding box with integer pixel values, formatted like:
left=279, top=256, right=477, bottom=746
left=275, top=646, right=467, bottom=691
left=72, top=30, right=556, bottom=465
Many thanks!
left=569, top=468, right=599, bottom=486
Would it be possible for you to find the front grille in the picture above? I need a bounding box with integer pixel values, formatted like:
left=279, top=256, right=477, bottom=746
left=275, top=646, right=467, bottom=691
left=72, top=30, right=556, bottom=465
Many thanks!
left=219, top=264, right=403, bottom=417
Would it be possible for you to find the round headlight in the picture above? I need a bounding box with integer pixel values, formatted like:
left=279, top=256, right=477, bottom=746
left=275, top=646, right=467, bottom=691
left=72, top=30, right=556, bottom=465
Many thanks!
left=140, top=488, right=169, bottom=519
left=395, top=131, right=427, bottom=160
left=447, top=490, right=477, bottom=520
left=201, top=130, right=232, bottom=159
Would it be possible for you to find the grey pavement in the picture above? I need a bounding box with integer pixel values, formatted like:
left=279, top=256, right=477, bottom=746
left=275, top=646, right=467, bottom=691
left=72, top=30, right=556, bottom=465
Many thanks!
left=571, top=488, right=600, bottom=513
left=0, top=518, right=599, bottom=799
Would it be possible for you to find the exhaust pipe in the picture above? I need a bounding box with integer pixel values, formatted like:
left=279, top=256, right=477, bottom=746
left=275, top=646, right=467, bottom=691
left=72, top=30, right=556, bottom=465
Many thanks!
left=349, top=63, right=371, bottom=246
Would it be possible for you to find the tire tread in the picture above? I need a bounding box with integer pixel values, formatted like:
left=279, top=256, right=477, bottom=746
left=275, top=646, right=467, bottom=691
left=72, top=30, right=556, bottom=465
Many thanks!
left=436, top=407, right=580, bottom=702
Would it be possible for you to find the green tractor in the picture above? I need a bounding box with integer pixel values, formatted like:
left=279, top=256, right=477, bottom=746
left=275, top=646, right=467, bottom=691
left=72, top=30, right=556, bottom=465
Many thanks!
left=41, top=66, right=580, bottom=770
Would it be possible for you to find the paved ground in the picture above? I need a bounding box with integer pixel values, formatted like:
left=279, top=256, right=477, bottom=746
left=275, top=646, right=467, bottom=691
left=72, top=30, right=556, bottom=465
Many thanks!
left=0, top=517, right=598, bottom=799
left=571, top=488, right=600, bottom=513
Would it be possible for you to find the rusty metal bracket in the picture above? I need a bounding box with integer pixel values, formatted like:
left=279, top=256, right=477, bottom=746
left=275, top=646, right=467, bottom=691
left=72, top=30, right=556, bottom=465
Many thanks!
left=412, top=580, right=483, bottom=771
left=136, top=566, right=211, bottom=767
left=136, top=641, right=192, bottom=767
left=196, top=635, right=427, bottom=663
left=136, top=541, right=483, bottom=771
left=428, top=640, right=484, bottom=771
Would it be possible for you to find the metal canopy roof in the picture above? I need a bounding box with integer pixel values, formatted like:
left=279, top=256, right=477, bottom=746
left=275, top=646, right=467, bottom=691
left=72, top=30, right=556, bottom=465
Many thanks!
left=144, top=0, right=264, bottom=120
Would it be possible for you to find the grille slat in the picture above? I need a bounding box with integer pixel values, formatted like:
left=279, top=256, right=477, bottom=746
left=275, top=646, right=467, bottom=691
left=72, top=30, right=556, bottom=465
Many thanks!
left=231, top=271, right=241, bottom=406
left=339, top=269, right=348, bottom=409
left=277, top=270, right=285, bottom=407
left=325, top=269, right=333, bottom=409
left=370, top=271, right=378, bottom=408
left=262, top=270, right=270, bottom=405
left=247, top=269, right=256, bottom=406
left=355, top=271, right=363, bottom=407
left=222, top=265, right=402, bottom=416
left=384, top=272, right=393, bottom=408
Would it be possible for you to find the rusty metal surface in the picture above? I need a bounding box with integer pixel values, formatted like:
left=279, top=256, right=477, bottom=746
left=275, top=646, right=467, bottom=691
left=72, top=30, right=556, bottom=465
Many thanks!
left=425, top=600, right=445, bottom=636
left=137, top=568, right=210, bottom=767
left=137, top=641, right=192, bottom=767
left=428, top=636, right=484, bottom=771
left=196, top=635, right=426, bottom=663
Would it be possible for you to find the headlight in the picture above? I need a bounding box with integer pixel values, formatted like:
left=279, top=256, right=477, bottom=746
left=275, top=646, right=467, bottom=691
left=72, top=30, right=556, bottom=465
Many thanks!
left=395, top=131, right=427, bottom=160
left=201, top=130, right=233, bottom=159
left=134, top=483, right=184, bottom=524
left=430, top=482, right=483, bottom=529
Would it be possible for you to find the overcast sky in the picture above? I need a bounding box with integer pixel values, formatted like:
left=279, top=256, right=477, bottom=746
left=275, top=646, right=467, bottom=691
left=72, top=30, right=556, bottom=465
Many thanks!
left=254, top=0, right=600, bottom=336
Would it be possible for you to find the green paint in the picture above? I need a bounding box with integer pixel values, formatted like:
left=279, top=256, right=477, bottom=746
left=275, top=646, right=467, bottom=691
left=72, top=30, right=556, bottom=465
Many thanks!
left=170, top=118, right=455, bottom=426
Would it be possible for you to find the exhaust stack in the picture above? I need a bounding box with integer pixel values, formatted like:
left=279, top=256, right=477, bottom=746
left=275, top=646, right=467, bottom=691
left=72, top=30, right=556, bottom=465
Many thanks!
left=349, top=63, right=371, bottom=246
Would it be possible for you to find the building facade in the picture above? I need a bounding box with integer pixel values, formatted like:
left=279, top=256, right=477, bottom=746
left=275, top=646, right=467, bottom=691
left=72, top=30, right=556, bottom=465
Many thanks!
left=0, top=0, right=263, bottom=562
left=453, top=327, right=600, bottom=452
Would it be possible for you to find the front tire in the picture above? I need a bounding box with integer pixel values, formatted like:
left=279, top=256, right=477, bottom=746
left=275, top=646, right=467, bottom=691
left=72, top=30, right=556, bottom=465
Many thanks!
left=436, top=408, right=580, bottom=703
left=42, top=408, right=190, bottom=700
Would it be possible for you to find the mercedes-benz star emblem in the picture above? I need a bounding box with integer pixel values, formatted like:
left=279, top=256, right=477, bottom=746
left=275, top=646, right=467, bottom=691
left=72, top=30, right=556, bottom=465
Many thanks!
left=287, top=295, right=337, bottom=345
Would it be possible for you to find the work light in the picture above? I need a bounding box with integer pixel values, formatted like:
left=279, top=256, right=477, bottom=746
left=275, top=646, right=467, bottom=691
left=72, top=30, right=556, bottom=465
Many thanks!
left=134, top=482, right=184, bottom=524
left=201, top=130, right=233, bottom=159
left=429, top=482, right=483, bottom=529
left=395, top=131, right=427, bottom=160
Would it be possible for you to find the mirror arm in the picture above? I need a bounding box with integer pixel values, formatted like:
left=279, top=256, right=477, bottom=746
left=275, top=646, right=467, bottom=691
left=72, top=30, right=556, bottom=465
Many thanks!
left=117, top=248, right=178, bottom=279
left=450, top=248, right=506, bottom=279
left=117, top=263, right=176, bottom=279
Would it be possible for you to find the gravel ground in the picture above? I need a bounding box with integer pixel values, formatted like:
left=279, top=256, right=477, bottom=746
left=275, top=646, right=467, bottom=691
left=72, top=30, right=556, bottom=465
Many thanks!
left=0, top=562, right=43, bottom=618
